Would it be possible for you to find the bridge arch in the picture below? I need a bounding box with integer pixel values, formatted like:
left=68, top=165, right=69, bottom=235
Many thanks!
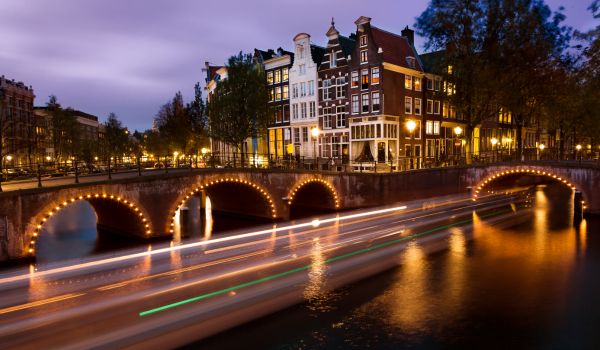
left=287, top=178, right=340, bottom=210
left=472, top=167, right=588, bottom=212
left=474, top=168, right=578, bottom=196
left=168, top=177, right=277, bottom=234
left=28, top=192, right=152, bottom=256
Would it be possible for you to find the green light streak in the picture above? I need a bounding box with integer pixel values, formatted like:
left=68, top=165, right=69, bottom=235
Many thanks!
left=139, top=208, right=510, bottom=317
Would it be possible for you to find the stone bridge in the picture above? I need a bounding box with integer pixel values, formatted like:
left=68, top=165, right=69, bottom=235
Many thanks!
left=0, top=162, right=598, bottom=261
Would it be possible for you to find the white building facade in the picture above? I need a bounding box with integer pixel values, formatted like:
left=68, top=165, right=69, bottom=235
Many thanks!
left=288, top=33, right=324, bottom=159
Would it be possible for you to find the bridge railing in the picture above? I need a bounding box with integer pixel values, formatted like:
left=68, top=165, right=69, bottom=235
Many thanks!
left=0, top=147, right=597, bottom=190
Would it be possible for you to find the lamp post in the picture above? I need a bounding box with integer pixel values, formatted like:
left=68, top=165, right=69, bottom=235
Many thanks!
left=173, top=151, right=179, bottom=168
left=311, top=127, right=320, bottom=170
left=576, top=144, right=582, bottom=164
left=454, top=126, right=463, bottom=163
left=491, top=137, right=498, bottom=163
left=538, top=143, right=545, bottom=160
left=406, top=120, right=416, bottom=169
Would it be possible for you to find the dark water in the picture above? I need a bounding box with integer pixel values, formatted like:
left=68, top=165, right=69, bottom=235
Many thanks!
left=195, top=184, right=600, bottom=349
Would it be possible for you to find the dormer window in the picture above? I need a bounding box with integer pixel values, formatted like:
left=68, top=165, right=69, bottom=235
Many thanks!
left=447, top=65, right=454, bottom=74
left=406, top=56, right=416, bottom=69
left=360, top=35, right=368, bottom=47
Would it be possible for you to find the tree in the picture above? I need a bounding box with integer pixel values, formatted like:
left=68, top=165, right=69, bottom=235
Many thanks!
left=207, top=52, right=270, bottom=163
left=186, top=82, right=209, bottom=156
left=154, top=92, right=193, bottom=156
left=104, top=113, right=129, bottom=163
left=47, top=96, right=77, bottom=163
left=416, top=0, right=500, bottom=156
left=415, top=0, right=571, bottom=157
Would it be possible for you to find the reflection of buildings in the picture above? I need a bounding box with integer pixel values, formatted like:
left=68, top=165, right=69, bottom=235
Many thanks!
left=0, top=75, right=37, bottom=166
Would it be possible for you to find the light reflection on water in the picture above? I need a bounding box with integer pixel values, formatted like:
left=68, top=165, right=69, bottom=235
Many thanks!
left=199, top=183, right=599, bottom=349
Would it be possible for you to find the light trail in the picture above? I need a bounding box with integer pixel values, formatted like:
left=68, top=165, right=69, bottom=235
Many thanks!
left=0, top=205, right=409, bottom=285
left=0, top=293, right=85, bottom=315
left=139, top=207, right=514, bottom=317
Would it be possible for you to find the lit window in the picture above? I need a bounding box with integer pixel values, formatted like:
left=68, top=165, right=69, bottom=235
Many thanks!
left=361, top=69, right=369, bottom=90
left=351, top=71, right=359, bottom=88
left=447, top=65, right=453, bottom=74
left=443, top=101, right=449, bottom=117
left=267, top=72, right=274, bottom=85
left=275, top=86, right=282, bottom=101
left=426, top=120, right=433, bottom=135
left=360, top=35, right=368, bottom=46
left=282, top=85, right=289, bottom=99
left=433, top=121, right=440, bottom=135
left=372, top=67, right=380, bottom=85
left=414, top=77, right=422, bottom=91
left=274, top=70, right=281, bottom=84
left=360, top=50, right=368, bottom=63
left=405, top=75, right=412, bottom=90
left=282, top=68, right=289, bottom=81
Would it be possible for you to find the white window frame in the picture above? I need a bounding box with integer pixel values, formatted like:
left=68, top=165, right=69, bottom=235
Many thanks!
left=352, top=94, right=359, bottom=114
left=372, top=92, right=380, bottom=113
left=405, top=97, right=412, bottom=114
left=414, top=98, right=422, bottom=115
left=405, top=75, right=413, bottom=90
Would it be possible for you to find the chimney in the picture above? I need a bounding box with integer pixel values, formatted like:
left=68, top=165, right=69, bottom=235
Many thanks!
left=402, top=26, right=414, bottom=46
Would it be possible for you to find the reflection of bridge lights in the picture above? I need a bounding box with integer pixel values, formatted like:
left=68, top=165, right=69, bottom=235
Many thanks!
left=169, top=178, right=278, bottom=234
left=29, top=193, right=151, bottom=255
left=287, top=178, right=340, bottom=209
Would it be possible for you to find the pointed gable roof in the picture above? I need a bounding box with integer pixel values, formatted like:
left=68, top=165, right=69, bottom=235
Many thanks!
left=370, top=26, right=424, bottom=71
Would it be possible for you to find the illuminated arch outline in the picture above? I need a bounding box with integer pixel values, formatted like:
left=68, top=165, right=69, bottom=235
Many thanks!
left=28, top=193, right=152, bottom=256
left=287, top=178, right=340, bottom=209
left=473, top=167, right=586, bottom=211
left=168, top=178, right=278, bottom=233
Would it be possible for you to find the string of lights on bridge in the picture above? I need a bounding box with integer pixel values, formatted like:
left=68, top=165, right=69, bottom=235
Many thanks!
left=169, top=178, right=278, bottom=234
left=287, top=178, right=340, bottom=209
left=28, top=194, right=151, bottom=255
left=473, top=168, right=586, bottom=211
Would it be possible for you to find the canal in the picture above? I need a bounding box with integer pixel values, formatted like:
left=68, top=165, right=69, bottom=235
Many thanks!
left=192, top=183, right=599, bottom=349
left=29, top=183, right=600, bottom=348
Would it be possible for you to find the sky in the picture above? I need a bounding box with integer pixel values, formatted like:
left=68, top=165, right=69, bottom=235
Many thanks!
left=0, top=0, right=596, bottom=131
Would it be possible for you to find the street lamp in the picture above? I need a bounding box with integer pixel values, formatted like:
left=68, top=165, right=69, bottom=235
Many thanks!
left=405, top=120, right=417, bottom=169
left=538, top=143, right=545, bottom=160
left=453, top=127, right=463, bottom=161
left=453, top=126, right=463, bottom=137
left=311, top=127, right=320, bottom=169
left=491, top=137, right=498, bottom=162
left=6, top=155, right=12, bottom=161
